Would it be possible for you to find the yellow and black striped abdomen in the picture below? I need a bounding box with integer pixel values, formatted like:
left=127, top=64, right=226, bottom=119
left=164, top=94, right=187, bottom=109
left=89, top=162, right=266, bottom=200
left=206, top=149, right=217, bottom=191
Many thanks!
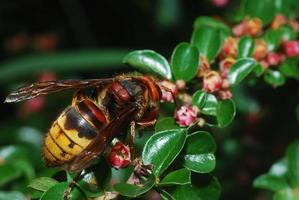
left=43, top=99, right=107, bottom=167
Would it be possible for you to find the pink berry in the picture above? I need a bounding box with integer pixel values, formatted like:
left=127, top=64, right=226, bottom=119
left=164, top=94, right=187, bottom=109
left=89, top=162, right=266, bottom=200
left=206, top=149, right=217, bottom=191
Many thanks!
left=108, top=142, right=131, bottom=169
left=284, top=41, right=299, bottom=57
left=175, top=106, right=198, bottom=127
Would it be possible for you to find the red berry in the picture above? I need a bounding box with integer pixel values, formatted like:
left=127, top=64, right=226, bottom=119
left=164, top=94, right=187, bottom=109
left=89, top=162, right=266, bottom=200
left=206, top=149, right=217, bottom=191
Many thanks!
left=108, top=142, right=131, bottom=169
left=284, top=40, right=299, bottom=57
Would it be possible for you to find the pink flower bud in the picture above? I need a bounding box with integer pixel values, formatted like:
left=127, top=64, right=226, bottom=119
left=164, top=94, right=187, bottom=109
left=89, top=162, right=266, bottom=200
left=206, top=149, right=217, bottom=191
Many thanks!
left=203, top=71, right=222, bottom=93
left=160, top=80, right=178, bottom=103
left=197, top=56, right=211, bottom=77
left=220, top=57, right=236, bottom=78
left=175, top=106, right=198, bottom=127
left=253, top=39, right=268, bottom=61
left=271, top=15, right=287, bottom=29
left=221, top=37, right=238, bottom=58
left=233, top=18, right=263, bottom=37
left=289, top=21, right=299, bottom=32
left=212, top=0, right=229, bottom=8
left=283, top=40, right=299, bottom=57
left=218, top=90, right=233, bottom=100
left=266, top=52, right=282, bottom=66
left=108, top=142, right=131, bottom=169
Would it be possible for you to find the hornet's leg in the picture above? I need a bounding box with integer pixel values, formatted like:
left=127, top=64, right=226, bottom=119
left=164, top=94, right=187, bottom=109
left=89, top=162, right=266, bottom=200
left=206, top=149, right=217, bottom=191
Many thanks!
left=63, top=171, right=83, bottom=200
left=128, top=121, right=136, bottom=159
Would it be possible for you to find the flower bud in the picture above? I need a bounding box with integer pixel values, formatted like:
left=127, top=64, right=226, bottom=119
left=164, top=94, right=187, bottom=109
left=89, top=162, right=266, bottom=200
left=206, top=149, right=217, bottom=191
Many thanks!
left=212, top=0, right=229, bottom=8
left=160, top=80, right=178, bottom=103
left=175, top=106, right=198, bottom=127
left=253, top=39, right=268, bottom=60
left=220, top=37, right=238, bottom=58
left=283, top=40, right=299, bottom=57
left=271, top=15, right=287, bottom=29
left=266, top=52, right=283, bottom=66
left=197, top=56, right=211, bottom=77
left=108, top=142, right=131, bottom=169
left=220, top=57, right=236, bottom=78
left=289, top=20, right=299, bottom=32
left=218, top=90, right=233, bottom=100
left=203, top=71, right=222, bottom=93
left=245, top=18, right=263, bottom=36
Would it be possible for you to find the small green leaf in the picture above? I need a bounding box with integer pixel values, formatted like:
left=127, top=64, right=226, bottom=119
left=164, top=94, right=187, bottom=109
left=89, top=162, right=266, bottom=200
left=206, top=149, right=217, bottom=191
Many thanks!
left=113, top=175, right=155, bottom=197
left=254, top=174, right=289, bottom=192
left=287, top=140, right=299, bottom=187
left=192, top=90, right=208, bottom=109
left=264, top=70, right=286, bottom=87
left=264, top=29, right=283, bottom=52
left=183, top=131, right=216, bottom=173
left=245, top=0, right=275, bottom=25
left=228, top=58, right=256, bottom=86
left=171, top=42, right=199, bottom=82
left=28, top=177, right=59, bottom=192
left=123, top=50, right=172, bottom=79
left=0, top=191, right=25, bottom=200
left=142, top=129, right=187, bottom=176
left=201, top=94, right=218, bottom=116
left=41, top=182, right=86, bottom=200
left=216, top=99, right=236, bottom=128
left=160, top=168, right=191, bottom=186
left=155, top=117, right=179, bottom=132
left=238, top=36, right=255, bottom=58
left=191, top=27, right=221, bottom=61
left=269, top=158, right=288, bottom=177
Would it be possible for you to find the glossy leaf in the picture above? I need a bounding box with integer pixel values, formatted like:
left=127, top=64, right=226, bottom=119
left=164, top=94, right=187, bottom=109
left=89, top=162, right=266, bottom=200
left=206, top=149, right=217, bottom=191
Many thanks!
left=279, top=58, right=299, bottom=79
left=238, top=36, right=255, bottom=58
left=142, top=129, right=187, bottom=176
left=123, top=50, right=172, bottom=79
left=155, top=117, right=179, bottom=132
left=0, top=49, right=129, bottom=83
left=191, top=27, right=221, bottom=61
left=201, top=94, right=218, bottom=116
left=287, top=140, right=299, bottom=187
left=228, top=58, right=256, bottom=86
left=28, top=177, right=59, bottom=192
left=41, top=182, right=86, bottom=200
left=245, top=0, right=275, bottom=25
left=216, top=99, right=236, bottom=128
left=269, top=158, right=288, bottom=177
left=171, top=42, right=199, bottom=82
left=264, top=70, right=286, bottom=87
left=274, top=188, right=299, bottom=200
left=183, top=131, right=216, bottom=173
left=192, top=90, right=208, bottom=109
left=0, top=163, right=22, bottom=187
left=113, top=175, right=155, bottom=197
left=159, top=168, right=191, bottom=186
left=254, top=174, right=289, bottom=192
left=264, top=29, right=282, bottom=51
left=193, top=16, right=230, bottom=33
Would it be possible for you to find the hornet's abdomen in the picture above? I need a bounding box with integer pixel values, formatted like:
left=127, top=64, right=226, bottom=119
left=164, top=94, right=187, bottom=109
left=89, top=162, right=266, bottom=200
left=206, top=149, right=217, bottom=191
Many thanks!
left=43, top=99, right=107, bottom=167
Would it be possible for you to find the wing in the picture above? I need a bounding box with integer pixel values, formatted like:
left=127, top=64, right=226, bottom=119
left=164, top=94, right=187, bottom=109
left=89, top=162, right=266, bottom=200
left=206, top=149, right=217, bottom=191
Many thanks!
left=67, top=104, right=137, bottom=172
left=4, top=78, right=114, bottom=103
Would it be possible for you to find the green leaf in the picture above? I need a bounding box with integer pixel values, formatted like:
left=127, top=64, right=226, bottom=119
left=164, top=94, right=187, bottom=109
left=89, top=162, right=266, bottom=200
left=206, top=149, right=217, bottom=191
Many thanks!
left=264, top=70, right=286, bottom=87
left=191, top=27, right=221, bottom=61
left=0, top=145, right=28, bottom=161
left=201, top=94, right=218, bottom=116
left=28, top=177, right=59, bottom=192
left=160, top=168, right=191, bottom=186
left=142, top=129, right=187, bottom=176
left=0, top=49, right=129, bottom=83
left=0, top=191, right=25, bottom=200
left=269, top=158, right=288, bottom=177
left=192, top=90, right=208, bottom=109
left=13, top=159, right=35, bottom=182
left=245, top=0, right=275, bottom=25
left=170, top=176, right=221, bottom=200
left=279, top=58, right=299, bottom=79
left=41, top=182, right=86, bottom=200
left=183, top=131, right=216, bottom=173
left=287, top=140, right=299, bottom=187
left=264, top=29, right=283, bottom=52
left=171, top=42, right=199, bottom=82
left=155, top=117, right=179, bottom=132
left=123, top=50, right=172, bottom=79
left=216, top=99, right=236, bottom=128
left=228, top=58, right=256, bottom=86
left=113, top=175, right=155, bottom=197
left=238, top=36, right=255, bottom=58
left=278, top=26, right=298, bottom=41
left=0, top=163, right=23, bottom=187
left=254, top=174, right=289, bottom=192
left=274, top=188, right=299, bottom=200
left=193, top=16, right=230, bottom=34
